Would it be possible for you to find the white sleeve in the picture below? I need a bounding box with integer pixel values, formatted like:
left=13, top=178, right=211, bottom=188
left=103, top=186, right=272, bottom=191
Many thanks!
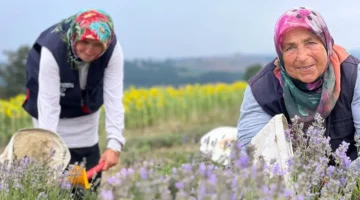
left=349, top=63, right=360, bottom=168
left=237, top=85, right=272, bottom=146
left=352, top=63, right=360, bottom=137
left=37, top=46, right=61, bottom=133
left=103, top=41, right=126, bottom=152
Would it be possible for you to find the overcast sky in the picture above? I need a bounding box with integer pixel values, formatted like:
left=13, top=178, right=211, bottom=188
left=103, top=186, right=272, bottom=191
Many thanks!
left=1, top=0, right=359, bottom=61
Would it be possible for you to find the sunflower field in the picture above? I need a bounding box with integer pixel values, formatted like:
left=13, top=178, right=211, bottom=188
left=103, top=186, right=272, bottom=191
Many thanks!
left=0, top=81, right=247, bottom=145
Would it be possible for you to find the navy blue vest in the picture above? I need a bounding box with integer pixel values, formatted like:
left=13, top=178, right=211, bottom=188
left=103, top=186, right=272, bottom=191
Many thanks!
left=22, top=22, right=117, bottom=119
left=249, top=55, right=360, bottom=161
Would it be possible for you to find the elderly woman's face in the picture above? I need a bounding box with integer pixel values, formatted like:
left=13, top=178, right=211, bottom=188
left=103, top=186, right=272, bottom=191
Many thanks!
left=281, top=28, right=328, bottom=83
left=75, top=39, right=104, bottom=62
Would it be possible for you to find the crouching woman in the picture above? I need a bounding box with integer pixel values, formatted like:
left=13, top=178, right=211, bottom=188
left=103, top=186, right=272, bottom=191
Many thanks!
left=237, top=7, right=360, bottom=162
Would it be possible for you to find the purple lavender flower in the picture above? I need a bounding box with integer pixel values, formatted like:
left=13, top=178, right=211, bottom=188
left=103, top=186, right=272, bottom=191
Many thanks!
left=272, top=162, right=285, bottom=176
left=326, top=166, right=335, bottom=178
left=236, top=141, right=242, bottom=150
left=120, top=168, right=127, bottom=177
left=140, top=167, right=147, bottom=180
left=231, top=177, right=238, bottom=191
left=237, top=155, right=248, bottom=168
left=207, top=164, right=215, bottom=171
left=262, top=185, right=270, bottom=195
left=315, top=164, right=324, bottom=176
left=127, top=168, right=134, bottom=175
left=251, top=165, right=257, bottom=179
left=20, top=157, right=30, bottom=167
left=335, top=141, right=351, bottom=168
left=208, top=174, right=217, bottom=185
left=319, top=156, right=328, bottom=165
left=280, top=189, right=293, bottom=197
left=286, top=158, right=294, bottom=170
left=198, top=185, right=206, bottom=199
left=342, top=157, right=351, bottom=169
left=175, top=181, right=184, bottom=189
left=100, top=189, right=114, bottom=200
left=231, top=193, right=236, bottom=200
left=284, top=129, right=292, bottom=142
left=182, top=163, right=192, bottom=172
left=198, top=163, right=206, bottom=176
left=107, top=176, right=116, bottom=185
left=60, top=179, right=71, bottom=190
left=339, top=177, right=347, bottom=187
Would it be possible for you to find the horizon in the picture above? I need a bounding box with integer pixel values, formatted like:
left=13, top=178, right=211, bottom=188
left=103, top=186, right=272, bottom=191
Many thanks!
left=1, top=1, right=360, bottom=62
left=2, top=49, right=360, bottom=63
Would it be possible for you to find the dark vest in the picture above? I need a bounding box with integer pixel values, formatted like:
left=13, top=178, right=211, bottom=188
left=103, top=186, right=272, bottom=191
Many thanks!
left=249, top=55, right=360, bottom=161
left=22, top=22, right=117, bottom=119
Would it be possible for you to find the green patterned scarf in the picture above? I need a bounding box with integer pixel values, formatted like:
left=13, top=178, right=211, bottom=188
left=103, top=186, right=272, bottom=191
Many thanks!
left=279, top=61, right=336, bottom=122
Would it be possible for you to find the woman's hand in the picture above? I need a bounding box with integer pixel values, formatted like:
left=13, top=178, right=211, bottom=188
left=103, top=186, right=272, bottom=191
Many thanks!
left=99, top=148, right=120, bottom=171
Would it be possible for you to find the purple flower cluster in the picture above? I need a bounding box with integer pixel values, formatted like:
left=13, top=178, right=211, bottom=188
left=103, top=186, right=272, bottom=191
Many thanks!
left=1, top=113, right=360, bottom=199
left=0, top=152, right=83, bottom=199
left=96, top=113, right=360, bottom=199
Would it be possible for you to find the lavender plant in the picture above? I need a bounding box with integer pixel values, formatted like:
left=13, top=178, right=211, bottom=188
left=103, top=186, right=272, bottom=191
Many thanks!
left=98, top=113, right=360, bottom=200
left=287, top=114, right=359, bottom=199
left=0, top=153, right=98, bottom=200
left=0, top=157, right=72, bottom=199
left=1, top=113, right=360, bottom=200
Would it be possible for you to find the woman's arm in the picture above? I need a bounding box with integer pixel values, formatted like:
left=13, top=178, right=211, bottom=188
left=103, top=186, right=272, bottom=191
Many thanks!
left=349, top=63, right=360, bottom=169
left=352, top=63, right=360, bottom=141
left=103, top=41, right=126, bottom=152
left=36, top=46, right=61, bottom=133
left=237, top=85, right=272, bottom=147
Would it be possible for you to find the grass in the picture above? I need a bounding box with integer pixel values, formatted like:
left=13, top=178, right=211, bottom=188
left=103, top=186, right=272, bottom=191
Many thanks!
left=97, top=106, right=239, bottom=180
left=0, top=105, right=240, bottom=186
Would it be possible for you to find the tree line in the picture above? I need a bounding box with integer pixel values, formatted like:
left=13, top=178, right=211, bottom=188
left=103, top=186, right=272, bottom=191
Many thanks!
left=0, top=46, right=262, bottom=99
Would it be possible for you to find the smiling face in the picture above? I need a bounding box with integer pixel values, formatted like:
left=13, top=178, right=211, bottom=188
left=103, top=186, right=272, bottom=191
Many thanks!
left=281, top=27, right=328, bottom=83
left=75, top=39, right=104, bottom=62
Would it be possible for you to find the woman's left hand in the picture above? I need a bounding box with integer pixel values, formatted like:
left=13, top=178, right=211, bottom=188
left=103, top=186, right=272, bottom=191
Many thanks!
left=99, top=148, right=120, bottom=171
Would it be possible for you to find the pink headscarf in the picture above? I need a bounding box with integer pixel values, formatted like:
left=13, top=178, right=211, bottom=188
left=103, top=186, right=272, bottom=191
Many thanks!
left=274, top=7, right=334, bottom=65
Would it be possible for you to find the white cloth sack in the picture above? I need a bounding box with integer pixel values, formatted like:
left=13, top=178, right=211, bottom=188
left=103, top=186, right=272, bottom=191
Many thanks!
left=0, top=128, right=71, bottom=179
left=250, top=114, right=294, bottom=190
left=199, top=114, right=294, bottom=173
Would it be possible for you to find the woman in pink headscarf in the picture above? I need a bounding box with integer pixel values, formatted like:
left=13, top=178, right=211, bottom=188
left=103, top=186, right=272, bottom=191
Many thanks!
left=237, top=7, right=360, bottom=162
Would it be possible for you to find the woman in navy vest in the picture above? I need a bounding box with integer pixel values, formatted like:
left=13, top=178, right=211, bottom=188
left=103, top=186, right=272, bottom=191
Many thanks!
left=237, top=7, right=360, bottom=161
left=22, top=8, right=125, bottom=188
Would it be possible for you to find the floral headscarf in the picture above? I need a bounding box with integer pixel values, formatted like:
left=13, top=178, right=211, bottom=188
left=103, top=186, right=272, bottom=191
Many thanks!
left=273, top=7, right=349, bottom=124
left=52, top=8, right=114, bottom=68
left=274, top=7, right=334, bottom=66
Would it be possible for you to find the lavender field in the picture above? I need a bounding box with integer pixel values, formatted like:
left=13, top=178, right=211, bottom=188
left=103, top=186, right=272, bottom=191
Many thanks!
left=1, top=83, right=360, bottom=199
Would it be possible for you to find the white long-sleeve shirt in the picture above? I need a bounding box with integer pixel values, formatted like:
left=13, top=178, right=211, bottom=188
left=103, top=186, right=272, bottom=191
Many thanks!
left=32, top=41, right=125, bottom=152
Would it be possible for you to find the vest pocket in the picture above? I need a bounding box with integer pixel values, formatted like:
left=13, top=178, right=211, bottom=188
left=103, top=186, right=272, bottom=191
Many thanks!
left=328, top=115, right=355, bottom=139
